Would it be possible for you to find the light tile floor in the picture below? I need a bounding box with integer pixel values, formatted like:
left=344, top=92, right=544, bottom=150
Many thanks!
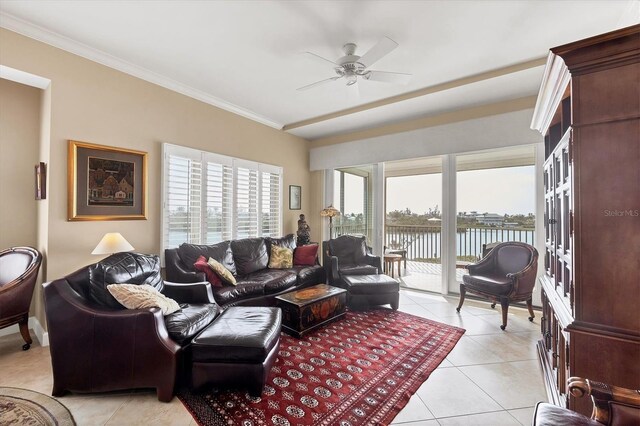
left=0, top=289, right=546, bottom=425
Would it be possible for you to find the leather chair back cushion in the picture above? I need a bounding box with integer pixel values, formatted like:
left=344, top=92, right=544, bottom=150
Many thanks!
left=329, top=235, right=367, bottom=265
left=231, top=238, right=268, bottom=276
left=611, top=403, right=640, bottom=426
left=495, top=245, right=532, bottom=275
left=88, top=253, right=163, bottom=309
left=178, top=241, right=236, bottom=276
left=0, top=252, right=33, bottom=286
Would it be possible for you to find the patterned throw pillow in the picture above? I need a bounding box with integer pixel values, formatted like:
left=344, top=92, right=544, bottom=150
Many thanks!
left=207, top=257, right=237, bottom=286
left=293, top=244, right=319, bottom=266
left=268, top=245, right=293, bottom=269
left=193, top=255, right=223, bottom=287
left=106, top=284, right=180, bottom=316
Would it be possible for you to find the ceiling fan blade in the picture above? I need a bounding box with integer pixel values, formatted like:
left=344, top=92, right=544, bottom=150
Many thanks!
left=358, top=36, right=398, bottom=68
left=365, top=70, right=412, bottom=84
left=303, top=51, right=338, bottom=66
left=296, top=76, right=341, bottom=91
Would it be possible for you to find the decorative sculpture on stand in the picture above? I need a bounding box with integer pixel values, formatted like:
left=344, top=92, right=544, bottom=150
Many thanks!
left=297, top=214, right=311, bottom=246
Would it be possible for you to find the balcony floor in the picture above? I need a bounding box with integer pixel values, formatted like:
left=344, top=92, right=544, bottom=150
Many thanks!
left=390, top=260, right=468, bottom=293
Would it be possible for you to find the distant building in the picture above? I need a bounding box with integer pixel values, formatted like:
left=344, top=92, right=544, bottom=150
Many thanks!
left=475, top=213, right=504, bottom=226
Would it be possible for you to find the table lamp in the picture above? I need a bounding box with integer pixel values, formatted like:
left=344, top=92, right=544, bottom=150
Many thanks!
left=320, top=205, right=341, bottom=239
left=92, top=232, right=134, bottom=255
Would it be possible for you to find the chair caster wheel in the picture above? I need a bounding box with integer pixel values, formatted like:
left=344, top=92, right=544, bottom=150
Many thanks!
left=456, top=307, right=460, bottom=313
left=500, top=325, right=506, bottom=331
left=528, top=316, right=534, bottom=322
left=491, top=303, right=496, bottom=309
left=22, top=343, right=30, bottom=351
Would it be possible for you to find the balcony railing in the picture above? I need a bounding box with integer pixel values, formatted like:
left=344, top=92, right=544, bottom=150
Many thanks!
left=331, top=223, right=535, bottom=262
left=385, top=224, right=535, bottom=261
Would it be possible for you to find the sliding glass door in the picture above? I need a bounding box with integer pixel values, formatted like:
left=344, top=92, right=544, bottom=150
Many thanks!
left=384, top=156, right=443, bottom=292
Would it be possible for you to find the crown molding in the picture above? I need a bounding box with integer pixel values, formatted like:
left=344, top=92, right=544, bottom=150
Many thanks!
left=0, top=12, right=283, bottom=130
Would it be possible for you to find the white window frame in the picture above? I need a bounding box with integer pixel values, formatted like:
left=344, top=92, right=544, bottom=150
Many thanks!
left=161, top=143, right=283, bottom=261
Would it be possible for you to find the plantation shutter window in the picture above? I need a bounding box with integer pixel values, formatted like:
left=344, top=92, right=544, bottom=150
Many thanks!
left=162, top=144, right=282, bottom=255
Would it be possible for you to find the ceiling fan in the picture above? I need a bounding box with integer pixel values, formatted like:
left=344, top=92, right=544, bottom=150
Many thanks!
left=297, top=36, right=412, bottom=91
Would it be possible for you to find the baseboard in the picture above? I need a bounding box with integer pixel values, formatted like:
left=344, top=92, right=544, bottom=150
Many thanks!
left=0, top=316, right=49, bottom=347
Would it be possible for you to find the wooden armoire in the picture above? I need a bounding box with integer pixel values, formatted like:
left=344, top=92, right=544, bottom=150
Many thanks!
left=531, top=25, right=640, bottom=416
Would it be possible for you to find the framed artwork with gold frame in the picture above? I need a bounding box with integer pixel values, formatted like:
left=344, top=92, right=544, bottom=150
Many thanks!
left=68, top=140, right=147, bottom=221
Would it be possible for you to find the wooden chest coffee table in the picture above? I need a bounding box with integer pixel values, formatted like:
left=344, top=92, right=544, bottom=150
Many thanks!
left=275, top=284, right=347, bottom=338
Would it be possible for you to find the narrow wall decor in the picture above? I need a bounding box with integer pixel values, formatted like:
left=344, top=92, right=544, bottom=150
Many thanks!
left=289, top=185, right=301, bottom=210
left=35, top=162, right=46, bottom=200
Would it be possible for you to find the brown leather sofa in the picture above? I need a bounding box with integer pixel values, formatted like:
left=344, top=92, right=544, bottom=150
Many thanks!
left=456, top=242, right=538, bottom=330
left=533, top=377, right=640, bottom=425
left=0, top=247, right=42, bottom=350
left=165, top=234, right=325, bottom=307
left=322, top=235, right=382, bottom=288
left=44, top=252, right=220, bottom=402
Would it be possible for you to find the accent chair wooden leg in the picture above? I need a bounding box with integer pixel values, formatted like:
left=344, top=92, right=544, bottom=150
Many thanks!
left=18, top=315, right=32, bottom=350
left=456, top=284, right=466, bottom=313
left=526, top=298, right=535, bottom=322
left=500, top=297, right=509, bottom=330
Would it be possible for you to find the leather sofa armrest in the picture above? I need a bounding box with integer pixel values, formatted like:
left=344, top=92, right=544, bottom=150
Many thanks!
left=364, top=253, right=382, bottom=273
left=163, top=281, right=216, bottom=304
left=164, top=249, right=205, bottom=283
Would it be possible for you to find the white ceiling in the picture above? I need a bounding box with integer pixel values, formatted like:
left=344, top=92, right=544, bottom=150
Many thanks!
left=1, top=1, right=638, bottom=140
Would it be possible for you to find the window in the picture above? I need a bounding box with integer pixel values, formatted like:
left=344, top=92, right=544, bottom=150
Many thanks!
left=162, top=144, right=282, bottom=252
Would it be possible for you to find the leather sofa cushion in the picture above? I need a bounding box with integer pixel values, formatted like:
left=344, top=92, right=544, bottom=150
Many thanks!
left=289, top=265, right=325, bottom=287
left=266, top=234, right=296, bottom=254
left=164, top=303, right=218, bottom=345
left=191, top=306, right=281, bottom=363
left=88, top=253, right=163, bottom=309
left=329, top=235, right=367, bottom=265
left=463, top=273, right=513, bottom=296
left=231, top=238, right=269, bottom=276
left=532, top=402, right=598, bottom=426
left=178, top=241, right=237, bottom=276
left=339, top=263, right=378, bottom=276
left=213, top=281, right=266, bottom=306
left=495, top=245, right=532, bottom=275
left=343, top=274, right=399, bottom=295
left=235, top=270, right=297, bottom=295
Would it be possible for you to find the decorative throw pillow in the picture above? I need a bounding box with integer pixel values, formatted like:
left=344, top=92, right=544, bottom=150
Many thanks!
left=268, top=245, right=293, bottom=269
left=207, top=257, right=237, bottom=286
left=106, top=284, right=180, bottom=316
left=193, top=256, right=223, bottom=287
left=293, top=244, right=319, bottom=266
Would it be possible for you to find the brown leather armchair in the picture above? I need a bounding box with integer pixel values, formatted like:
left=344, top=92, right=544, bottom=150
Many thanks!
left=0, top=247, right=42, bottom=350
left=456, top=242, right=538, bottom=330
left=44, top=252, right=219, bottom=402
left=323, top=235, right=381, bottom=288
left=533, top=377, right=640, bottom=425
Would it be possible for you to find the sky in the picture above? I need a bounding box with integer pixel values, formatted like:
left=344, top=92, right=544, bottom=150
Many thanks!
left=386, top=165, right=535, bottom=216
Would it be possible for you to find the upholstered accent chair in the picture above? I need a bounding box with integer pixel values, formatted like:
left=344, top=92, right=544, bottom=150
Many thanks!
left=456, top=242, right=538, bottom=330
left=44, top=252, right=219, bottom=402
left=322, top=235, right=381, bottom=288
left=0, top=247, right=42, bottom=350
left=533, top=377, right=640, bottom=425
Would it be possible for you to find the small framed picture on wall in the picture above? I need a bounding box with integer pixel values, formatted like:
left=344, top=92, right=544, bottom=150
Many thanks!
left=289, top=185, right=301, bottom=210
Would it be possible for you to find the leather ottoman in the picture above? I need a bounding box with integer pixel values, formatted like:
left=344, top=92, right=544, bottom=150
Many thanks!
left=342, top=274, right=399, bottom=310
left=191, top=306, right=281, bottom=396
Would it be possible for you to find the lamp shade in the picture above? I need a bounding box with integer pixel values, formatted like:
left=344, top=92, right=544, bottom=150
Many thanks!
left=91, top=232, right=134, bottom=255
left=320, top=205, right=341, bottom=218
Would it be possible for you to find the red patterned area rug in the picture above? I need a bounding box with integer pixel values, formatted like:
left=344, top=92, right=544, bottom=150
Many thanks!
left=179, top=309, right=465, bottom=426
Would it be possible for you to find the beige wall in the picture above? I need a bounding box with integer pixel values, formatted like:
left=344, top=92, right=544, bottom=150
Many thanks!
left=0, top=79, right=40, bottom=249
left=0, top=29, right=317, bottom=330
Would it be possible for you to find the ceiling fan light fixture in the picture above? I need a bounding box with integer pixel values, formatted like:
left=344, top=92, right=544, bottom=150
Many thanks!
left=345, top=74, right=358, bottom=86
